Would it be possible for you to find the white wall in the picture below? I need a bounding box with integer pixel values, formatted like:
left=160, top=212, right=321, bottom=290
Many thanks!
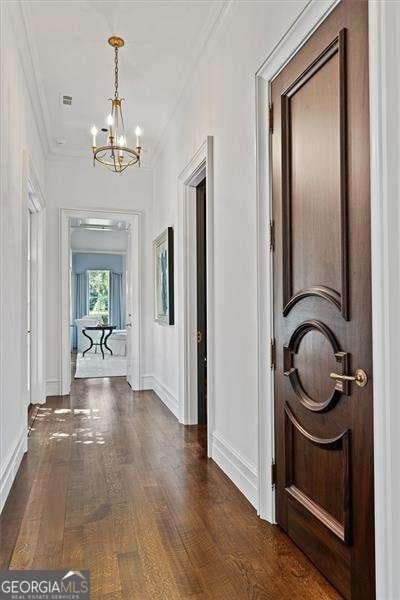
left=45, top=159, right=154, bottom=393
left=152, top=1, right=307, bottom=506
left=0, top=4, right=47, bottom=510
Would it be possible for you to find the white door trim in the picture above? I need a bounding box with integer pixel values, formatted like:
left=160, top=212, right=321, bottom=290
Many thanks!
left=368, top=3, right=400, bottom=598
left=177, top=136, right=214, bottom=455
left=24, top=151, right=46, bottom=407
left=256, top=0, right=394, bottom=596
left=59, top=207, right=142, bottom=395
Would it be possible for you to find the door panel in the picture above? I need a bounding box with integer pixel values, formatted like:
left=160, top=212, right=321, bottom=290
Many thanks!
left=282, top=29, right=348, bottom=319
left=271, top=2, right=374, bottom=598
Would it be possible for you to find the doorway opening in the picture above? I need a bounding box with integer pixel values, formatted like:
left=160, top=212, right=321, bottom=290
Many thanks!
left=178, top=137, right=214, bottom=456
left=60, top=209, right=142, bottom=394
left=196, top=178, right=207, bottom=429
left=25, top=162, right=46, bottom=416
left=70, top=218, right=129, bottom=380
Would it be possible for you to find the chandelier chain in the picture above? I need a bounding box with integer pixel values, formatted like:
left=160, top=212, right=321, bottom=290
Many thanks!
left=114, top=47, right=119, bottom=98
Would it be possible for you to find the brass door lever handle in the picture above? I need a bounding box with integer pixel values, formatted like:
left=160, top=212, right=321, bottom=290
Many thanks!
left=329, top=369, right=368, bottom=388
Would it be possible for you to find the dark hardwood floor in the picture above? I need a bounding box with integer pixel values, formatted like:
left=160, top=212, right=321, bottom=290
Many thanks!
left=0, top=376, right=341, bottom=599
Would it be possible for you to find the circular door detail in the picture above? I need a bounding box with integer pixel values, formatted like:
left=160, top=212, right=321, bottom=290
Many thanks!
left=283, top=320, right=349, bottom=413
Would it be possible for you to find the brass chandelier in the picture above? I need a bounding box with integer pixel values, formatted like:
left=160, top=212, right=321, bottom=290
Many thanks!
left=90, top=36, right=142, bottom=173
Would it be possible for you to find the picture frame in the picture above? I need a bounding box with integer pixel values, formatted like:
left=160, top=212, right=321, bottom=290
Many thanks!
left=153, top=227, right=174, bottom=325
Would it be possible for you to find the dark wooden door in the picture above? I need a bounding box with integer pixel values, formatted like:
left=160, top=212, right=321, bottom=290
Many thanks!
left=271, top=2, right=374, bottom=598
left=196, top=178, right=207, bottom=425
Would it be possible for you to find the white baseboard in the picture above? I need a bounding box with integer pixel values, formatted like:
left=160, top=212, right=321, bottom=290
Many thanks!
left=31, top=382, right=47, bottom=405
left=140, top=374, right=154, bottom=390
left=211, top=430, right=258, bottom=509
left=46, top=379, right=60, bottom=397
left=0, top=427, right=27, bottom=513
left=151, top=376, right=180, bottom=420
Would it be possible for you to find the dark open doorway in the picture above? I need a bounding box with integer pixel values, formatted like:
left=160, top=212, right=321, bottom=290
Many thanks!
left=196, top=178, right=207, bottom=426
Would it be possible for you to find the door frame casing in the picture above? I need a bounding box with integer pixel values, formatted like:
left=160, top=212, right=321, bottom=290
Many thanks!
left=368, top=3, right=400, bottom=598
left=256, top=0, right=395, bottom=596
left=59, top=207, right=142, bottom=395
left=255, top=0, right=341, bottom=523
left=177, top=137, right=214, bottom=454
left=23, top=151, right=46, bottom=407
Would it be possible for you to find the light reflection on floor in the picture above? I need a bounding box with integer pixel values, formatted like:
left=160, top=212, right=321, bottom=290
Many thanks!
left=36, top=406, right=106, bottom=445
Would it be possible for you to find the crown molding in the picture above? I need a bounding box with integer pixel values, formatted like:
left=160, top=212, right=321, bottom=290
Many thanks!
left=150, top=0, right=232, bottom=168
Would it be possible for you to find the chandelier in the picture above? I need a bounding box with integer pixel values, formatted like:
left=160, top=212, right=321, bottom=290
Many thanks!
left=90, top=36, right=142, bottom=173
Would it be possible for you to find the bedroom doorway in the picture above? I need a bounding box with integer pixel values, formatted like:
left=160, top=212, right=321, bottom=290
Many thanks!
left=70, top=220, right=129, bottom=380
left=60, top=209, right=142, bottom=394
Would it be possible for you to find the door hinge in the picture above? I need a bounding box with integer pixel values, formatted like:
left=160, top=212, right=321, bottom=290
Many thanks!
left=269, top=220, right=275, bottom=252
left=271, top=461, right=277, bottom=487
left=268, top=102, right=273, bottom=134
left=270, top=338, right=276, bottom=370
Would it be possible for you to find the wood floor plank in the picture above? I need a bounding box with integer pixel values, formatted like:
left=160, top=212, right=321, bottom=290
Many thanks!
left=0, top=375, right=342, bottom=599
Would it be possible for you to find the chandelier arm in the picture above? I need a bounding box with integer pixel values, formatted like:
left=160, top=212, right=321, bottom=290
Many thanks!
left=93, top=154, right=140, bottom=171
left=94, top=154, right=140, bottom=169
left=94, top=146, right=140, bottom=160
left=119, top=155, right=141, bottom=172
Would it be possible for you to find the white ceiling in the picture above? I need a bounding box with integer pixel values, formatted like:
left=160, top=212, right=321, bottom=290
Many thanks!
left=24, top=1, right=226, bottom=162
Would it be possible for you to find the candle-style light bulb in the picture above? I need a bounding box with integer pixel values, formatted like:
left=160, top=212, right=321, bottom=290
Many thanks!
left=90, top=125, right=97, bottom=147
left=135, top=125, right=142, bottom=147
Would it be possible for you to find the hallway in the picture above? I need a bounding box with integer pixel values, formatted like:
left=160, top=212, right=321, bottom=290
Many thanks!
left=0, top=377, right=339, bottom=599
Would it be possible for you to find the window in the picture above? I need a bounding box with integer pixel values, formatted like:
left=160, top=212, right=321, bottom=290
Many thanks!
left=87, top=269, right=110, bottom=324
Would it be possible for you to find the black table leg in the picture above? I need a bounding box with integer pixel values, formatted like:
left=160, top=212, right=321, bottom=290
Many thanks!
left=103, top=329, right=114, bottom=356
left=99, top=329, right=105, bottom=359
left=82, top=330, right=94, bottom=357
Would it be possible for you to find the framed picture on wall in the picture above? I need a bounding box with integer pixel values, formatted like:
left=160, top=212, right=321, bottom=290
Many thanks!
left=153, top=227, right=174, bottom=325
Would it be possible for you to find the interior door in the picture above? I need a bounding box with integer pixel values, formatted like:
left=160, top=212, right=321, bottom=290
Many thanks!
left=271, top=2, right=374, bottom=598
left=196, top=178, right=207, bottom=425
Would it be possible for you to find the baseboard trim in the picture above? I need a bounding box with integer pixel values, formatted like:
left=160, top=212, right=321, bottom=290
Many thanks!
left=140, top=374, right=154, bottom=390
left=211, top=431, right=258, bottom=509
left=46, top=379, right=60, bottom=397
left=0, top=427, right=27, bottom=513
left=151, top=376, right=180, bottom=420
